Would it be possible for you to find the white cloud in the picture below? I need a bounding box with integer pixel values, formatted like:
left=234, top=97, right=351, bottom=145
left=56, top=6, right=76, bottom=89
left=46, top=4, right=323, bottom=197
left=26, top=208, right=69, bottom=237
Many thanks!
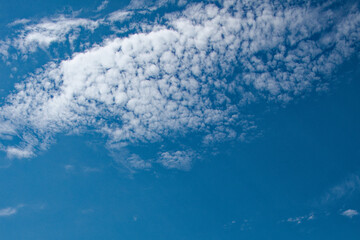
left=127, top=0, right=151, bottom=10
left=0, top=207, right=17, bottom=217
left=126, top=0, right=182, bottom=11
left=158, top=150, right=196, bottom=171
left=307, top=214, right=314, bottom=220
left=0, top=120, right=16, bottom=138
left=127, top=154, right=152, bottom=170
left=7, top=18, right=30, bottom=27
left=4, top=16, right=101, bottom=55
left=96, top=0, right=109, bottom=12
left=0, top=0, right=358, bottom=167
left=341, top=209, right=359, bottom=218
left=110, top=147, right=152, bottom=172
left=0, top=40, right=10, bottom=59
left=286, top=213, right=315, bottom=224
left=107, top=10, right=134, bottom=22
left=0, top=204, right=24, bottom=217
left=6, top=146, right=34, bottom=159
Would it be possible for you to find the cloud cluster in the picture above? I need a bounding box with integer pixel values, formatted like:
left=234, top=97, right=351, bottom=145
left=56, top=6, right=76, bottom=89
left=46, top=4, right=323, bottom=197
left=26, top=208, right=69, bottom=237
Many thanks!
left=0, top=0, right=359, bottom=170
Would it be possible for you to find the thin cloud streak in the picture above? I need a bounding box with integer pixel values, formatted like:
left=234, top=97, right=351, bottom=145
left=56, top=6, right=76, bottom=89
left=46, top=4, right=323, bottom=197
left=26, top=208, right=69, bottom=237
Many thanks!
left=96, top=0, right=109, bottom=12
left=321, top=174, right=360, bottom=204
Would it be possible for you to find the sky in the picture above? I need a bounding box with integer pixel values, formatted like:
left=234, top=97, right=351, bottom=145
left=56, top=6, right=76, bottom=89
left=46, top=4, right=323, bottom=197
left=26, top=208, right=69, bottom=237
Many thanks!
left=0, top=0, right=359, bottom=239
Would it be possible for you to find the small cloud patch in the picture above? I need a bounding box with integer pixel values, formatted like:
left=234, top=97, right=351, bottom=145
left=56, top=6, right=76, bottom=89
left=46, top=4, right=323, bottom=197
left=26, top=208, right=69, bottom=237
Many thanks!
left=341, top=209, right=359, bottom=218
left=158, top=150, right=197, bottom=171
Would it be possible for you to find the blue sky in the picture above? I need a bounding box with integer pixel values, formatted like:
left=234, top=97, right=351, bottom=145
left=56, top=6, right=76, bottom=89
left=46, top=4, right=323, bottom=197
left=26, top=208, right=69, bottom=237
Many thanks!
left=0, top=0, right=359, bottom=239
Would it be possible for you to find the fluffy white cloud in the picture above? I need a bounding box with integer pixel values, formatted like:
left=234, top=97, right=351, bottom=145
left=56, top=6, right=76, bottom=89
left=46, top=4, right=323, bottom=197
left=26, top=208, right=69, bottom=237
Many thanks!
left=341, top=209, right=359, bottom=218
left=0, top=0, right=359, bottom=169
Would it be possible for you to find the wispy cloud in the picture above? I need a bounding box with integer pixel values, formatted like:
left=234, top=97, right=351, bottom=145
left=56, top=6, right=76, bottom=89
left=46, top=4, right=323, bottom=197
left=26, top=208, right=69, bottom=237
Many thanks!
left=1, top=16, right=101, bottom=57
left=0, top=204, right=24, bottom=217
left=107, top=10, right=134, bottom=22
left=341, top=209, right=359, bottom=218
left=285, top=213, right=315, bottom=224
left=126, top=154, right=152, bottom=170
left=224, top=219, right=251, bottom=231
left=0, top=0, right=358, bottom=173
left=7, top=18, right=30, bottom=27
left=0, top=40, right=10, bottom=60
left=110, top=147, right=152, bottom=173
left=96, top=0, right=109, bottom=12
left=321, top=174, right=360, bottom=204
left=64, top=164, right=75, bottom=172
left=0, top=207, right=17, bottom=217
left=64, top=164, right=102, bottom=174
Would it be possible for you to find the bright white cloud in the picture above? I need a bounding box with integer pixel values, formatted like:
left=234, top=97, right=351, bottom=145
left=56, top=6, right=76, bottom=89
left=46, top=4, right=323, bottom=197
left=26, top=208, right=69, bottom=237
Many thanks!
left=0, top=40, right=10, bottom=59
left=0, top=0, right=358, bottom=169
left=341, top=209, right=359, bottom=218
